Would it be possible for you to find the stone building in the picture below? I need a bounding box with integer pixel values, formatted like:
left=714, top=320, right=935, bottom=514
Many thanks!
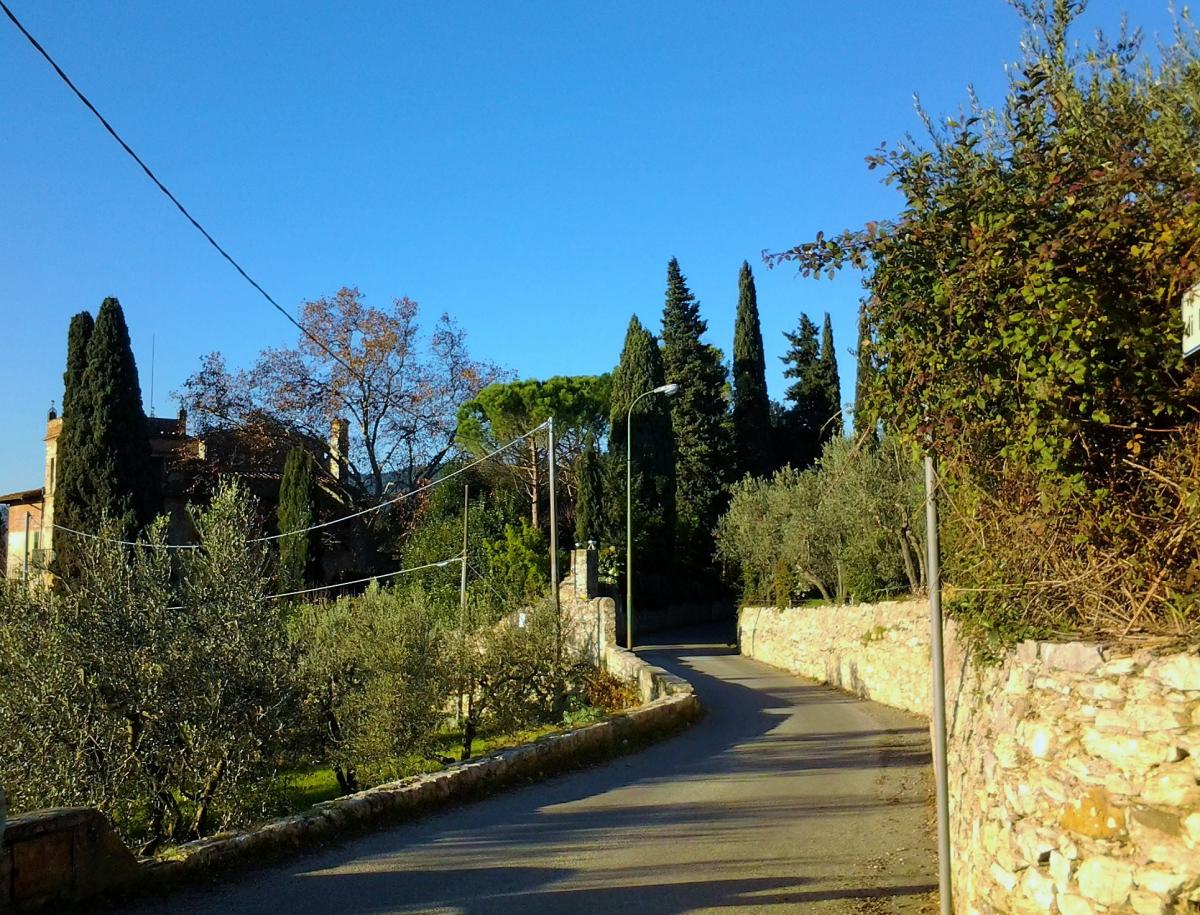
left=0, top=408, right=352, bottom=581
left=0, top=408, right=194, bottom=580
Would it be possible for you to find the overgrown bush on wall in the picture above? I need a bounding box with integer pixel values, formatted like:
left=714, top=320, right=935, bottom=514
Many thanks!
left=768, top=3, right=1200, bottom=647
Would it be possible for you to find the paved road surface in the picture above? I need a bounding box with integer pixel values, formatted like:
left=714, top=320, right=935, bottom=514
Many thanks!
left=122, top=625, right=936, bottom=914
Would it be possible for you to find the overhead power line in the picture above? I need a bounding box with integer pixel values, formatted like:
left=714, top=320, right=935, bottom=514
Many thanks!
left=52, top=420, right=551, bottom=549
left=163, top=556, right=462, bottom=610
left=0, top=0, right=356, bottom=377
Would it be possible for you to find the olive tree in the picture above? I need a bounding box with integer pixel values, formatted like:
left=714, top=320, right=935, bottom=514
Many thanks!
left=0, top=482, right=297, bottom=852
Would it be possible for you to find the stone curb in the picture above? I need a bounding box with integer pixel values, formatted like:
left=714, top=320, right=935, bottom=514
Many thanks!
left=134, top=692, right=701, bottom=896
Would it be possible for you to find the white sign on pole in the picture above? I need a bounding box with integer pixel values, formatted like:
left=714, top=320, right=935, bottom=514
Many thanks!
left=1184, top=281, right=1200, bottom=358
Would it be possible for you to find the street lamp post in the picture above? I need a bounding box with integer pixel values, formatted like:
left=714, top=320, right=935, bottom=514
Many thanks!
left=626, top=382, right=679, bottom=650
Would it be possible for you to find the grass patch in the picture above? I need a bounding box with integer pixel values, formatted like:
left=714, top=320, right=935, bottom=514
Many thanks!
left=275, top=711, right=607, bottom=816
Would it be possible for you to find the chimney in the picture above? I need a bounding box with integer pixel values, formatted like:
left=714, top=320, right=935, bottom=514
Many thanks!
left=329, top=418, right=348, bottom=481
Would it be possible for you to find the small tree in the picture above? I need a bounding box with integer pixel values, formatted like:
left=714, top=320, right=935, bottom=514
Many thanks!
left=0, top=481, right=297, bottom=852
left=573, top=440, right=603, bottom=545
left=291, top=586, right=451, bottom=793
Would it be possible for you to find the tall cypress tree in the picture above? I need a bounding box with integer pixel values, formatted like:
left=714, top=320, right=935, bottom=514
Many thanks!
left=819, top=312, right=843, bottom=439
left=853, top=303, right=878, bottom=441
left=731, top=261, right=771, bottom=478
left=608, top=315, right=675, bottom=604
left=278, top=447, right=318, bottom=592
left=51, top=311, right=95, bottom=578
left=779, top=313, right=823, bottom=469
left=77, top=298, right=158, bottom=531
left=573, top=438, right=603, bottom=545
left=660, top=258, right=730, bottom=583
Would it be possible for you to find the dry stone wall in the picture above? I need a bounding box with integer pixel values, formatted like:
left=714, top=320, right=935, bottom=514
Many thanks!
left=739, top=602, right=1200, bottom=914
left=739, top=600, right=937, bottom=717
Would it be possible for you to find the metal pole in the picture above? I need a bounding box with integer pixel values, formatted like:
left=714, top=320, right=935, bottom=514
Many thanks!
left=23, top=510, right=31, bottom=587
left=458, top=484, right=469, bottom=725
left=548, top=417, right=559, bottom=614
left=924, top=452, right=953, bottom=915
left=626, top=407, right=633, bottom=650
left=460, top=484, right=469, bottom=625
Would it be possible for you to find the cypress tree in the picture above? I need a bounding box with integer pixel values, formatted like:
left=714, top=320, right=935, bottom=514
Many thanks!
left=573, top=439, right=603, bottom=545
left=731, top=261, right=771, bottom=478
left=659, top=258, right=730, bottom=583
left=51, top=311, right=95, bottom=578
left=78, top=298, right=158, bottom=531
left=853, top=303, right=878, bottom=441
left=278, top=447, right=318, bottom=592
left=608, top=315, right=675, bottom=604
left=819, top=312, right=843, bottom=439
left=779, top=313, right=823, bottom=469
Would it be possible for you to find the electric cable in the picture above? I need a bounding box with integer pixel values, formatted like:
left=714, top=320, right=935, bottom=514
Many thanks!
left=51, top=420, right=550, bottom=548
left=0, top=0, right=358, bottom=379
left=163, top=556, right=462, bottom=609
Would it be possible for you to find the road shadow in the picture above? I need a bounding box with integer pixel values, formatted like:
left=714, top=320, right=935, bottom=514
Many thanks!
left=288, top=866, right=935, bottom=914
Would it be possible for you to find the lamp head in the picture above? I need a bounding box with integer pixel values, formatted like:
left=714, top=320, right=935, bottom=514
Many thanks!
left=655, top=383, right=680, bottom=396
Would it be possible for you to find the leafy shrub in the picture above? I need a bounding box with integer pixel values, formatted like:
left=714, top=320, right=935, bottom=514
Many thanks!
left=717, top=436, right=922, bottom=605
left=768, top=5, right=1200, bottom=645
left=582, top=668, right=641, bottom=713
left=289, top=584, right=452, bottom=793
left=0, top=482, right=297, bottom=853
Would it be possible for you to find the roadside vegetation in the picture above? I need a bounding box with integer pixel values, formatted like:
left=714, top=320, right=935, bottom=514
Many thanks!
left=0, top=481, right=635, bottom=853
left=764, top=2, right=1200, bottom=652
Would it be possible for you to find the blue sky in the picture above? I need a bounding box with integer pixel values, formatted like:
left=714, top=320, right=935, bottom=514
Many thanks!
left=0, top=0, right=1177, bottom=491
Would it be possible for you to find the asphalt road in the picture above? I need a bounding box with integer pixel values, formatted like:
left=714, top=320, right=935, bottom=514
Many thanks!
left=122, top=624, right=937, bottom=914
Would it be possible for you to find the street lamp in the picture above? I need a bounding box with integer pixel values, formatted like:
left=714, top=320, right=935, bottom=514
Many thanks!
left=626, top=382, right=679, bottom=650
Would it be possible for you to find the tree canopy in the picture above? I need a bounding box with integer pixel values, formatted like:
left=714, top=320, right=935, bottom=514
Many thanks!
left=179, top=287, right=503, bottom=502
left=455, top=375, right=611, bottom=529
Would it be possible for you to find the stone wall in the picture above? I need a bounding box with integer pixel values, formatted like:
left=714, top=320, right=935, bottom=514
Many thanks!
left=1, top=807, right=140, bottom=912
left=738, top=600, right=937, bottom=717
left=739, top=602, right=1200, bottom=914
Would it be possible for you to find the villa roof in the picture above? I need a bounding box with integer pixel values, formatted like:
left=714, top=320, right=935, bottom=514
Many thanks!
left=0, top=487, right=44, bottom=506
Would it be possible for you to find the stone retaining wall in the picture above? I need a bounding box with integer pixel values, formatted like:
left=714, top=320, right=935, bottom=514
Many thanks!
left=739, top=602, right=1200, bottom=914
left=0, top=807, right=139, bottom=912
left=738, top=600, right=939, bottom=717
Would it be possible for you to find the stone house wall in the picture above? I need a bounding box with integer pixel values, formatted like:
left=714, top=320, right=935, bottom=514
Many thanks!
left=739, top=602, right=1200, bottom=914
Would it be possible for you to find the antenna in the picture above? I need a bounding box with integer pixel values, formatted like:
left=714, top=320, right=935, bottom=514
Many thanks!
left=150, top=333, right=155, bottom=417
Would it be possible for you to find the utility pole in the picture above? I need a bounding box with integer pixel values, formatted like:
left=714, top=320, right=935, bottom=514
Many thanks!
left=548, top=417, right=559, bottom=614
left=457, top=484, right=469, bottom=725
left=460, top=484, right=469, bottom=625
left=925, top=452, right=953, bottom=915
left=23, top=510, right=31, bottom=587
